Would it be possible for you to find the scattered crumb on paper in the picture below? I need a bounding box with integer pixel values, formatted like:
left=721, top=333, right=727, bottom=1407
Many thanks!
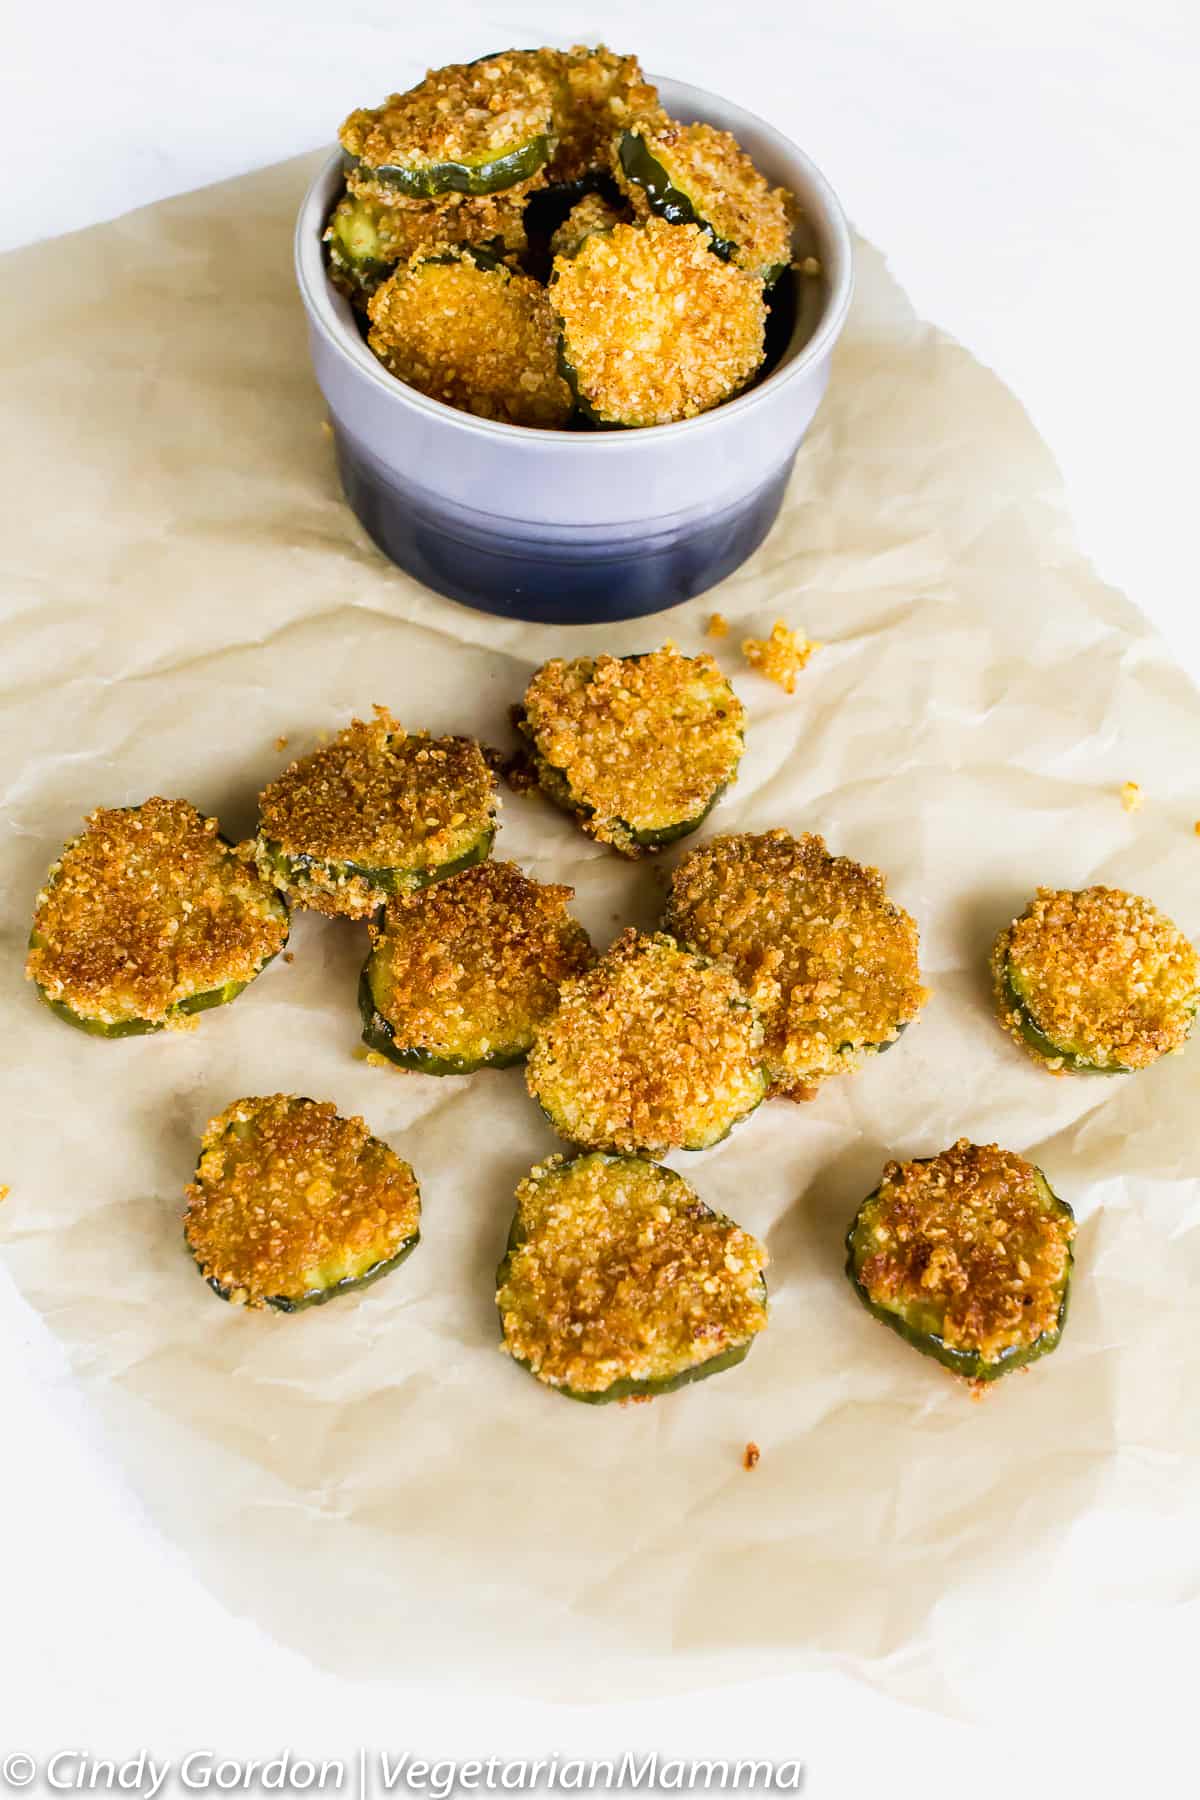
left=741, top=620, right=820, bottom=694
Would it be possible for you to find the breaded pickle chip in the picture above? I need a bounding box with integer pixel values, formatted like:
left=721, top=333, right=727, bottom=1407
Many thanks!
left=665, top=830, right=929, bottom=1099
left=618, top=120, right=794, bottom=282
left=497, top=1152, right=769, bottom=1402
left=27, top=798, right=288, bottom=1036
left=526, top=928, right=766, bottom=1155
left=345, top=161, right=546, bottom=215
left=339, top=53, right=555, bottom=198
left=360, top=859, right=593, bottom=1074
left=367, top=250, right=572, bottom=426
left=185, top=1095, right=421, bottom=1311
left=548, top=191, right=629, bottom=260
left=846, top=1141, right=1075, bottom=1385
left=325, top=188, right=527, bottom=305
left=553, top=217, right=766, bottom=425
left=991, top=886, right=1198, bottom=1074
left=540, top=45, right=663, bottom=187
left=326, top=191, right=396, bottom=301
left=256, top=707, right=497, bottom=921
left=516, top=645, right=744, bottom=856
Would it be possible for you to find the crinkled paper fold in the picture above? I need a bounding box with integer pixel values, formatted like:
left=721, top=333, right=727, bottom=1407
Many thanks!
left=2, top=153, right=1199, bottom=1711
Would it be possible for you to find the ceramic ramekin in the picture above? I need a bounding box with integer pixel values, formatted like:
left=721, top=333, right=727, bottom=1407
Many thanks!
left=294, top=76, right=854, bottom=625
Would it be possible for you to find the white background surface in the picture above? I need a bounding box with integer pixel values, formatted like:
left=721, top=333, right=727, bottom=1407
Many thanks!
left=2, top=1, right=1198, bottom=1792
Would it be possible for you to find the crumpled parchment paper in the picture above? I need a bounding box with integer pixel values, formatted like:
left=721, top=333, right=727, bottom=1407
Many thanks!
left=2, top=153, right=1199, bottom=1712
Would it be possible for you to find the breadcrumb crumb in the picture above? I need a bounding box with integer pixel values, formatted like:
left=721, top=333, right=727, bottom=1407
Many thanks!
left=741, top=621, right=820, bottom=694
left=274, top=735, right=289, bottom=752
left=1120, top=781, right=1143, bottom=813
left=707, top=612, right=729, bottom=639
left=742, top=1441, right=761, bottom=1471
left=0, top=1185, right=9, bottom=1203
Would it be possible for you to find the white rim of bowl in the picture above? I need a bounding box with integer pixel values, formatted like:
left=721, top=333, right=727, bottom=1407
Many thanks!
left=295, top=77, right=855, bottom=449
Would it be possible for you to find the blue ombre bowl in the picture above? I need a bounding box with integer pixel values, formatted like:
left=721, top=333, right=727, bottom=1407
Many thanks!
left=294, top=77, right=853, bottom=625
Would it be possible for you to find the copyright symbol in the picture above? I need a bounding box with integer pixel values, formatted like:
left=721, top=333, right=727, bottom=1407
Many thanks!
left=2, top=1755, right=36, bottom=1788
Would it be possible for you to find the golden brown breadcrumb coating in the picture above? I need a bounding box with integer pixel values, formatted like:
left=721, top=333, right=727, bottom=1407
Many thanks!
left=525, top=928, right=766, bottom=1154
left=325, top=187, right=529, bottom=303
left=256, top=706, right=496, bottom=920
left=497, top=1153, right=768, bottom=1394
left=552, top=217, right=766, bottom=425
left=27, top=798, right=287, bottom=1029
left=339, top=54, right=555, bottom=179
left=853, top=1141, right=1074, bottom=1368
left=541, top=45, right=663, bottom=185
left=367, top=255, right=571, bottom=427
left=517, top=644, right=743, bottom=855
left=547, top=191, right=628, bottom=260
left=618, top=119, right=793, bottom=279
left=665, top=830, right=929, bottom=1099
left=365, top=859, right=592, bottom=1064
left=185, top=1095, right=420, bottom=1309
left=991, top=885, right=1198, bottom=1072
